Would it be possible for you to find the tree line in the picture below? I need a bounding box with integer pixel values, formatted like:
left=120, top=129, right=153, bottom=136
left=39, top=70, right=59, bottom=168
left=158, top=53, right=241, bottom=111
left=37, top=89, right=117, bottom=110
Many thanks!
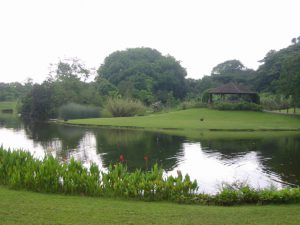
left=1, top=37, right=299, bottom=120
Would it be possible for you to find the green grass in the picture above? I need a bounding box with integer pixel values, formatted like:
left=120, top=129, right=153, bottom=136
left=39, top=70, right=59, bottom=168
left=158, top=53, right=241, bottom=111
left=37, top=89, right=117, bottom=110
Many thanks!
left=68, top=108, right=300, bottom=131
left=157, top=130, right=300, bottom=141
left=0, top=102, right=17, bottom=111
left=272, top=108, right=300, bottom=115
left=1, top=186, right=300, bottom=225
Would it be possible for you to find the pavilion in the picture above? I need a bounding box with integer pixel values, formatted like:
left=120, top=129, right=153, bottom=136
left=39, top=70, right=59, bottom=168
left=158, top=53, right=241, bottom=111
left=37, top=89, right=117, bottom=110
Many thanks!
left=207, top=82, right=259, bottom=104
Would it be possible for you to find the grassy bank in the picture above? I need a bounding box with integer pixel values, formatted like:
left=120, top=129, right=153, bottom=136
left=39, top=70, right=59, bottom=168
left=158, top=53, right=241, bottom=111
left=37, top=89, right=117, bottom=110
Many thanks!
left=0, top=187, right=300, bottom=225
left=0, top=102, right=17, bottom=112
left=68, top=108, right=300, bottom=131
left=272, top=108, right=300, bottom=115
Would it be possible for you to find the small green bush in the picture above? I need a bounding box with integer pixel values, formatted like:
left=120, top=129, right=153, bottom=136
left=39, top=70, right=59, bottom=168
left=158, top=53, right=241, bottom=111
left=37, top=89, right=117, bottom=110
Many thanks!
left=58, top=103, right=100, bottom=120
left=180, top=100, right=207, bottom=110
left=151, top=101, right=163, bottom=112
left=211, top=102, right=263, bottom=111
left=260, top=94, right=292, bottom=111
left=105, top=98, right=146, bottom=117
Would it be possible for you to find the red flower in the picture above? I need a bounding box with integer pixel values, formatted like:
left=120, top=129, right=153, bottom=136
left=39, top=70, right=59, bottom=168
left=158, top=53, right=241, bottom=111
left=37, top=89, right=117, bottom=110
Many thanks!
left=119, top=154, right=124, bottom=162
left=143, top=155, right=149, bottom=161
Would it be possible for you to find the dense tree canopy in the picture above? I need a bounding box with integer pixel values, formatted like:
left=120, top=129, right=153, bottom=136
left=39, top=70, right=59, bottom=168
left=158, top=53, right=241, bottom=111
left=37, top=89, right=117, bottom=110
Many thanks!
left=21, top=58, right=102, bottom=121
left=0, top=80, right=33, bottom=101
left=3, top=36, right=300, bottom=120
left=186, top=59, right=256, bottom=98
left=255, top=41, right=300, bottom=93
left=211, top=60, right=247, bottom=75
left=210, top=60, right=256, bottom=86
left=97, top=48, right=187, bottom=104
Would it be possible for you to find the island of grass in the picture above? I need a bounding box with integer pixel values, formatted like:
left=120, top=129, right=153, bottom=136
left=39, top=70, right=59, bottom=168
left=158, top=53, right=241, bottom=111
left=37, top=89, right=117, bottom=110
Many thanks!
left=67, top=108, right=300, bottom=132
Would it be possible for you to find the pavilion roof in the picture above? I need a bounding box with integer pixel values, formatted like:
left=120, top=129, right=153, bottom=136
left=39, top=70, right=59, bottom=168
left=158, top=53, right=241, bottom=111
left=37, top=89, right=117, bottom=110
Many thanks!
left=207, top=82, right=257, bottom=94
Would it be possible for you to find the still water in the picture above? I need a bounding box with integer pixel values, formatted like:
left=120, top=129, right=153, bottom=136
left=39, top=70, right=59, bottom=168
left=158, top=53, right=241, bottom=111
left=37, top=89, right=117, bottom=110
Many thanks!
left=1, top=114, right=300, bottom=193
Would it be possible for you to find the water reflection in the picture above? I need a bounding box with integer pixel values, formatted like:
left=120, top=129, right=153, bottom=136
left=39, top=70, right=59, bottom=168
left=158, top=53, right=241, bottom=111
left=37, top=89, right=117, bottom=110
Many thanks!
left=0, top=113, right=300, bottom=193
left=94, top=128, right=185, bottom=171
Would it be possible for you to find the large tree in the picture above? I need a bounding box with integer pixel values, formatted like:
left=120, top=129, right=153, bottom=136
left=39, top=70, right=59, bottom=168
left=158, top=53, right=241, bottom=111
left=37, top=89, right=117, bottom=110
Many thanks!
left=254, top=43, right=300, bottom=92
left=96, top=48, right=187, bottom=104
left=21, top=58, right=102, bottom=121
left=277, top=52, right=300, bottom=108
left=21, top=83, right=55, bottom=121
left=210, top=59, right=256, bottom=87
left=211, top=59, right=246, bottom=75
left=0, top=80, right=33, bottom=101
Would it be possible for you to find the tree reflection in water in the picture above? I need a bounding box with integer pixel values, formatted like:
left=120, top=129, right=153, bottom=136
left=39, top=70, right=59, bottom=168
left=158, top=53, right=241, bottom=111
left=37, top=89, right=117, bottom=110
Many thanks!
left=1, top=114, right=300, bottom=192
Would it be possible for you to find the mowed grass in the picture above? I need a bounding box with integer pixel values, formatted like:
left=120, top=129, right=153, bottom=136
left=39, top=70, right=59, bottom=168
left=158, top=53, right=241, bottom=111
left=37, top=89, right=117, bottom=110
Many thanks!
left=272, top=108, right=300, bottom=115
left=1, top=187, right=300, bottom=225
left=0, top=102, right=17, bottom=111
left=68, top=108, right=300, bottom=131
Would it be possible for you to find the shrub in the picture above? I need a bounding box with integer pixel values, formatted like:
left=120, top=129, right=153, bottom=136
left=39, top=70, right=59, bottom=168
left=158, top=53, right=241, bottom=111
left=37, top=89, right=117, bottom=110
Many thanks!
left=105, top=98, right=146, bottom=117
left=58, top=103, right=100, bottom=120
left=180, top=100, right=207, bottom=110
left=151, top=101, right=163, bottom=112
left=202, top=91, right=210, bottom=103
left=211, top=102, right=263, bottom=111
left=260, top=94, right=292, bottom=111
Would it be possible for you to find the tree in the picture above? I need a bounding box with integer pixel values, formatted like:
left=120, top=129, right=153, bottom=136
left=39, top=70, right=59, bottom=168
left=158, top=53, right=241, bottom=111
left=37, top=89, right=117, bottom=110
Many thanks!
left=211, top=60, right=246, bottom=75
left=277, top=53, right=300, bottom=110
left=96, top=48, right=187, bottom=104
left=0, top=81, right=34, bottom=101
left=21, top=58, right=102, bottom=121
left=95, top=78, right=119, bottom=97
left=21, top=83, right=55, bottom=121
left=48, top=58, right=90, bottom=82
left=209, top=59, right=256, bottom=88
left=255, top=43, right=300, bottom=92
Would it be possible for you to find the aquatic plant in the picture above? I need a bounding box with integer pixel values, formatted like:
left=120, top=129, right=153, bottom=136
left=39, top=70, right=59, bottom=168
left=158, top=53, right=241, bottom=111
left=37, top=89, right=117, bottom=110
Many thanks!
left=1, top=147, right=300, bottom=205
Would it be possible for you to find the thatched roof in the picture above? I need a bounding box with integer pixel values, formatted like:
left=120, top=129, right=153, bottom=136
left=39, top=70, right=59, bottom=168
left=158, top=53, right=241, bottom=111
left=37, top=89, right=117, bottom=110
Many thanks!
left=208, top=82, right=256, bottom=94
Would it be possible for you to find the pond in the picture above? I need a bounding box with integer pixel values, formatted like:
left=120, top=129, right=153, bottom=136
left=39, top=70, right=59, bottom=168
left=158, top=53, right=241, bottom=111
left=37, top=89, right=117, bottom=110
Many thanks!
left=1, top=114, right=300, bottom=193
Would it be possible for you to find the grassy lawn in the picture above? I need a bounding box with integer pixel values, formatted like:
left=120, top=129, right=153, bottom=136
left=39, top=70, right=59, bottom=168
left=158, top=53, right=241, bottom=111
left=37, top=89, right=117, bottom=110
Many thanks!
left=0, top=187, right=299, bottom=225
left=0, top=102, right=17, bottom=111
left=272, top=108, right=300, bottom=115
left=68, top=108, right=300, bottom=131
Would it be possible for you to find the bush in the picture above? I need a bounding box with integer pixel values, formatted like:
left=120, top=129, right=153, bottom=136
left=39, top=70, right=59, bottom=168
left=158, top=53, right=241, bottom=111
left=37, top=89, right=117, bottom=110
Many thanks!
left=211, top=102, right=263, bottom=111
left=180, top=100, right=207, bottom=110
left=260, top=94, right=292, bottom=111
left=151, top=101, right=163, bottom=112
left=105, top=98, right=146, bottom=117
left=59, top=103, right=100, bottom=120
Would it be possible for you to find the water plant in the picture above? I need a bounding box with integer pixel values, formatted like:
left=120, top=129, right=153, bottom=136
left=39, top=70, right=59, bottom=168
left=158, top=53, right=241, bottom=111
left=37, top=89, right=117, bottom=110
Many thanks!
left=1, top=147, right=300, bottom=205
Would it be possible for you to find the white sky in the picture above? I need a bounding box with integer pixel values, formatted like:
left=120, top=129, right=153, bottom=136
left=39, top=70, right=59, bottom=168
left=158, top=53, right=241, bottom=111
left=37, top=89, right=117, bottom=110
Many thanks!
left=0, top=0, right=299, bottom=83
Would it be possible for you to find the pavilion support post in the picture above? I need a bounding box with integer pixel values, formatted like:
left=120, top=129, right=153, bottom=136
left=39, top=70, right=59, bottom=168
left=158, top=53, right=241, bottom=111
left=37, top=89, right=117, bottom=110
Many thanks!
left=209, top=94, right=213, bottom=104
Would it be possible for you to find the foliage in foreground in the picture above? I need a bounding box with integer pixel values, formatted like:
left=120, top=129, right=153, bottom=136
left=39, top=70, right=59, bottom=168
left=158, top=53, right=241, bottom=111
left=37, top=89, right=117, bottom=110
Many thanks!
left=0, top=148, right=300, bottom=205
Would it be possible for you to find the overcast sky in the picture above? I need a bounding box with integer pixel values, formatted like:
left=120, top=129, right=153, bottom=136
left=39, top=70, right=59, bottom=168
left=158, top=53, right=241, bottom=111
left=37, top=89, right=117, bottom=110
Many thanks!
left=0, top=0, right=299, bottom=83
